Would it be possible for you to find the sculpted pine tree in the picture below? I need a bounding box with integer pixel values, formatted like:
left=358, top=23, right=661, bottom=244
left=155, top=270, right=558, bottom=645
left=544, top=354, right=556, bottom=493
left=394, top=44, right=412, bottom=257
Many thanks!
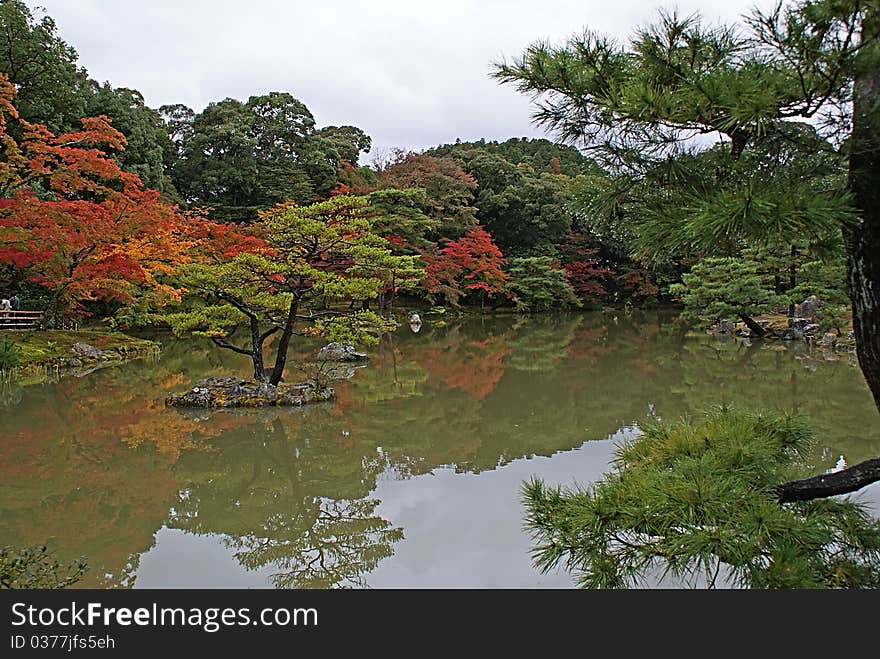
left=166, top=195, right=421, bottom=384
left=670, top=257, right=788, bottom=336
left=506, top=257, right=582, bottom=312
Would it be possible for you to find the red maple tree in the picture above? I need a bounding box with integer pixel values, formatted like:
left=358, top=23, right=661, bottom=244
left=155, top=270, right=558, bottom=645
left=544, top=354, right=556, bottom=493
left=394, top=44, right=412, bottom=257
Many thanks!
left=561, top=231, right=615, bottom=304
left=0, top=73, right=193, bottom=323
left=425, top=225, right=509, bottom=307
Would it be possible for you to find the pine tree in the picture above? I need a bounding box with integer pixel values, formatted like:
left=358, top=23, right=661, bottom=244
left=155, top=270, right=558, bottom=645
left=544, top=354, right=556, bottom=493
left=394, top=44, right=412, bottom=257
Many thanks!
left=499, top=0, right=880, bottom=587
left=165, top=196, right=421, bottom=383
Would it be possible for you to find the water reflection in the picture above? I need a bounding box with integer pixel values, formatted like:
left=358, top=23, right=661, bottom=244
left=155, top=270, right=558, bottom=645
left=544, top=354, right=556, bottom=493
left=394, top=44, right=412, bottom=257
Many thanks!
left=1, top=311, right=877, bottom=587
left=167, top=412, right=403, bottom=588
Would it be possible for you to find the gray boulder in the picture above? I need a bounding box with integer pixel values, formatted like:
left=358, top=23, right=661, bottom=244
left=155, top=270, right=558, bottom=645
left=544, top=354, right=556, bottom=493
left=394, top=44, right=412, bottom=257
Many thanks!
left=317, top=342, right=369, bottom=362
left=72, top=342, right=103, bottom=359
left=797, top=295, right=822, bottom=321
left=817, top=332, right=838, bottom=347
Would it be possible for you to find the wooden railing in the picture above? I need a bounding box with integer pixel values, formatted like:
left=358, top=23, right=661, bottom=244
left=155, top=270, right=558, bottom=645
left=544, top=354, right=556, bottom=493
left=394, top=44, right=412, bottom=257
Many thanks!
left=0, top=310, right=44, bottom=329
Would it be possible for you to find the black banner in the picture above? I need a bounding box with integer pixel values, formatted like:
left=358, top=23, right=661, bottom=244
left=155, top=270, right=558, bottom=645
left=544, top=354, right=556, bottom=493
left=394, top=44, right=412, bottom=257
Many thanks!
left=0, top=588, right=872, bottom=654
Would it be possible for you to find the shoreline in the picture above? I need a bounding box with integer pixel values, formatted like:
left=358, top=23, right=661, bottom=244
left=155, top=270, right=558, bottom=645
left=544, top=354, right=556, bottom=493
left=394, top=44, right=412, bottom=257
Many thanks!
left=0, top=329, right=160, bottom=381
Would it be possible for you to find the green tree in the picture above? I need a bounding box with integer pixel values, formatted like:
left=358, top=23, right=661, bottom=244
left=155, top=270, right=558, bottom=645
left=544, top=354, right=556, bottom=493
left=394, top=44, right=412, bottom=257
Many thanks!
left=506, top=257, right=582, bottom=312
left=523, top=408, right=880, bottom=588
left=166, top=195, right=421, bottom=384
left=438, top=148, right=576, bottom=256
left=85, top=84, right=177, bottom=196
left=0, top=1, right=183, bottom=195
left=364, top=187, right=438, bottom=254
left=172, top=94, right=370, bottom=222
left=495, top=5, right=856, bottom=305
left=670, top=257, right=787, bottom=336
left=372, top=150, right=478, bottom=242
left=430, top=137, right=600, bottom=178
left=0, top=0, right=90, bottom=133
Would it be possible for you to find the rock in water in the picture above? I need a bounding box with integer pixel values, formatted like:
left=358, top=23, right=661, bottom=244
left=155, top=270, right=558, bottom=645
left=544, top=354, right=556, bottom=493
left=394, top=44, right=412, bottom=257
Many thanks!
left=71, top=342, right=103, bottom=359
left=709, top=319, right=732, bottom=334
left=797, top=295, right=822, bottom=321
left=817, top=332, right=838, bottom=347
left=317, top=342, right=369, bottom=362
left=165, top=376, right=334, bottom=408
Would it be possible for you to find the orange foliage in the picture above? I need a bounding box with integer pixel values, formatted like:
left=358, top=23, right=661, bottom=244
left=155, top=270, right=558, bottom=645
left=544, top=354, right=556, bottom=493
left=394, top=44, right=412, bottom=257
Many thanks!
left=0, top=74, right=195, bottom=318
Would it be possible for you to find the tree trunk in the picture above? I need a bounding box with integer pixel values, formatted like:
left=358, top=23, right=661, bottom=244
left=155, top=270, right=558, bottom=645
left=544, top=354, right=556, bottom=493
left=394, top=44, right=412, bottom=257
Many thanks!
left=388, top=273, right=396, bottom=316
left=738, top=313, right=766, bottom=338
left=730, top=129, right=749, bottom=160
left=269, top=298, right=299, bottom=386
left=249, top=316, right=266, bottom=382
left=775, top=9, right=880, bottom=505
left=847, top=6, right=880, bottom=413
left=788, top=244, right=797, bottom=319
left=779, top=9, right=880, bottom=503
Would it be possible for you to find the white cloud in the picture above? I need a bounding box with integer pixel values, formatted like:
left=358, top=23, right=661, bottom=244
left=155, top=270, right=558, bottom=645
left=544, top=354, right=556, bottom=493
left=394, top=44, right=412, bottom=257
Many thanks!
left=27, top=0, right=773, bottom=159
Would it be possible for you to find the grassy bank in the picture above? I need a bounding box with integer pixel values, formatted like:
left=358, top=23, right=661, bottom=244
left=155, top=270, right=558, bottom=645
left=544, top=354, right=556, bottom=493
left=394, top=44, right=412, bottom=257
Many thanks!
left=0, top=329, right=159, bottom=371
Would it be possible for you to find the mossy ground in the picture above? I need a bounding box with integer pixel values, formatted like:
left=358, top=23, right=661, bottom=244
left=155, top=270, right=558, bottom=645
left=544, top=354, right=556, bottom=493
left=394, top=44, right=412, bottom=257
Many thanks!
left=0, top=329, right=158, bottom=369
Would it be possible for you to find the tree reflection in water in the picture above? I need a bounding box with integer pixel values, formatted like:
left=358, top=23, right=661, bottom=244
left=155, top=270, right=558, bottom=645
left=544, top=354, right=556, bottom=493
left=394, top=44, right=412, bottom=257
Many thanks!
left=2, top=311, right=878, bottom=588
left=167, top=413, right=402, bottom=589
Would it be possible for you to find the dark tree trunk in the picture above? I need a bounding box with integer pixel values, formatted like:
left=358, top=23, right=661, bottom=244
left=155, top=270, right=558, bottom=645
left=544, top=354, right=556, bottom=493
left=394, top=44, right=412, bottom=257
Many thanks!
left=779, top=9, right=880, bottom=503
left=847, top=7, right=880, bottom=413
left=730, top=129, right=749, bottom=160
left=388, top=273, right=397, bottom=316
left=788, top=244, right=797, bottom=319
left=268, top=298, right=299, bottom=386
left=738, top=313, right=766, bottom=338
left=249, top=316, right=266, bottom=382
left=773, top=10, right=880, bottom=506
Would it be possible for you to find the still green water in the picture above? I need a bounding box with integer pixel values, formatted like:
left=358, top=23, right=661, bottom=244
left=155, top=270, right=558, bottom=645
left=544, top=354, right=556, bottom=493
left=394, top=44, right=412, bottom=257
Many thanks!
left=2, top=311, right=879, bottom=588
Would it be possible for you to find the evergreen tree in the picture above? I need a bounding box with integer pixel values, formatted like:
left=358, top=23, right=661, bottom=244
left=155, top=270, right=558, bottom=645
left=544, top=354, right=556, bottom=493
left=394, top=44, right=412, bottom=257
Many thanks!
left=523, top=408, right=880, bottom=588
left=0, top=0, right=90, bottom=134
left=506, top=257, right=582, bottom=312
left=172, top=94, right=371, bottom=222
left=166, top=196, right=420, bottom=384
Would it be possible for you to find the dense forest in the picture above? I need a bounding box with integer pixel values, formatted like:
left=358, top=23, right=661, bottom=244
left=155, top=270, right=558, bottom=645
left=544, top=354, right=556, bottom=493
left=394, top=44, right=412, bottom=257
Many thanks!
left=0, top=0, right=683, bottom=329
left=0, top=0, right=855, bottom=332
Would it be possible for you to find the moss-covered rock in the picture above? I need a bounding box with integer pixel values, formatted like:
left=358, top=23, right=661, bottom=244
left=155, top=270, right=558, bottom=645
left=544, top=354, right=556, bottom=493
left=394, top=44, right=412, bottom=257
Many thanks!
left=165, top=376, right=335, bottom=408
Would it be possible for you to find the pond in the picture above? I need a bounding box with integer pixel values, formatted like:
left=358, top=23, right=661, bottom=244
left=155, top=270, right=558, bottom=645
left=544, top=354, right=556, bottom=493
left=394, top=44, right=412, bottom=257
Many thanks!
left=2, top=310, right=879, bottom=588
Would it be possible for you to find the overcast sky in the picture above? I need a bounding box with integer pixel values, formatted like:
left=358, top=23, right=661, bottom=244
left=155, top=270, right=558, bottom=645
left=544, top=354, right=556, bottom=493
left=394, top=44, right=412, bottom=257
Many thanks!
left=27, top=0, right=773, bottom=161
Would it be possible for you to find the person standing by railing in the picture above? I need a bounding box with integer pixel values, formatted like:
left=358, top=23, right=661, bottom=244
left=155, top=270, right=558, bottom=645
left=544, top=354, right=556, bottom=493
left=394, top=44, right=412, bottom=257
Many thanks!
left=10, top=293, right=19, bottom=311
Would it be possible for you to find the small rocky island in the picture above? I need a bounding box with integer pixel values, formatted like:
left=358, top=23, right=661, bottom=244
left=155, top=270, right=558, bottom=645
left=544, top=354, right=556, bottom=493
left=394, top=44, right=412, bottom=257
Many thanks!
left=165, top=342, right=369, bottom=408
left=165, top=376, right=334, bottom=408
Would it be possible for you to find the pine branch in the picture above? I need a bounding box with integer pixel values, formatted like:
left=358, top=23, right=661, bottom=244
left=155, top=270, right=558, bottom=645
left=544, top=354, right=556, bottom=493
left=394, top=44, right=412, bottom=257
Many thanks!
left=776, top=457, right=880, bottom=502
